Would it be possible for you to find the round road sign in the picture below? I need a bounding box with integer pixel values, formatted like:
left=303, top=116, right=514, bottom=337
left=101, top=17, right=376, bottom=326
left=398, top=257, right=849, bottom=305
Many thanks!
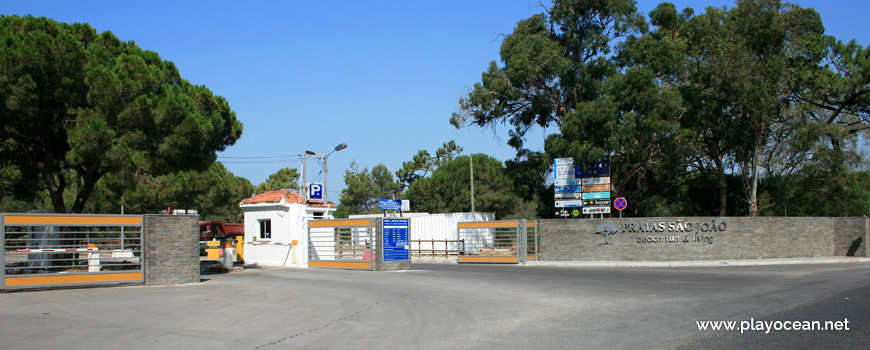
left=614, top=197, right=627, bottom=211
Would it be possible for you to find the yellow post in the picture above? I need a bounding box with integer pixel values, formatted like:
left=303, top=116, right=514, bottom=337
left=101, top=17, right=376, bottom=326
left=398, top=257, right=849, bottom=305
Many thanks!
left=236, top=236, right=245, bottom=263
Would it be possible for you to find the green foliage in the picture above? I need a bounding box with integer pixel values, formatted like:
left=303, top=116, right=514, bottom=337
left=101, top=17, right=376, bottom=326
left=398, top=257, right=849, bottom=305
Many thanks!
left=88, top=162, right=254, bottom=222
left=457, top=0, right=869, bottom=218
left=395, top=140, right=463, bottom=191
left=339, top=162, right=399, bottom=214
left=452, top=0, right=646, bottom=150
left=0, top=15, right=242, bottom=213
left=406, top=154, right=515, bottom=218
left=256, top=168, right=300, bottom=194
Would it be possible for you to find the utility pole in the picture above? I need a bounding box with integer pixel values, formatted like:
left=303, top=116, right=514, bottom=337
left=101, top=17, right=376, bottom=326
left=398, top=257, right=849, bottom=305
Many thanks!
left=470, top=154, right=475, bottom=213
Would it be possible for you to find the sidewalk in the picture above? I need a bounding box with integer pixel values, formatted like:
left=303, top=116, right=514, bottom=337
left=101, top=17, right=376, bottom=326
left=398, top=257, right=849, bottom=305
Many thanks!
left=412, top=256, right=870, bottom=267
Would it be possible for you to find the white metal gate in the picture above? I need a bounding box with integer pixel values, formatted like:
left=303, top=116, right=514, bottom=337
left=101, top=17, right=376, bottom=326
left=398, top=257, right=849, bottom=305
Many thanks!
left=308, top=218, right=377, bottom=270
left=2, top=214, right=144, bottom=290
left=457, top=220, right=537, bottom=264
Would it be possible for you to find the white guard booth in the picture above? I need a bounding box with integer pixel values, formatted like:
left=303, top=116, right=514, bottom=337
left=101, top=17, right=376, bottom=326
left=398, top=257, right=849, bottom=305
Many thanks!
left=240, top=190, right=335, bottom=267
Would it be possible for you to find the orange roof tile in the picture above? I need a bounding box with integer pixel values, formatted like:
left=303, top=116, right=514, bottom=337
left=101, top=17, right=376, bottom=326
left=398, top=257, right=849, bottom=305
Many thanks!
left=240, top=190, right=335, bottom=208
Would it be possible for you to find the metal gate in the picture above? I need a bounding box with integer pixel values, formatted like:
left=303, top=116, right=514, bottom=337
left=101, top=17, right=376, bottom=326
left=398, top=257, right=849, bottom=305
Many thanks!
left=308, top=218, right=377, bottom=270
left=2, top=214, right=144, bottom=290
left=457, top=219, right=537, bottom=264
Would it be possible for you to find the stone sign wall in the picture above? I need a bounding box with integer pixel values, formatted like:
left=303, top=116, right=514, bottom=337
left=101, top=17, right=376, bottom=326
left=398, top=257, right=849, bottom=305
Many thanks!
left=540, top=217, right=868, bottom=261
left=144, top=214, right=200, bottom=285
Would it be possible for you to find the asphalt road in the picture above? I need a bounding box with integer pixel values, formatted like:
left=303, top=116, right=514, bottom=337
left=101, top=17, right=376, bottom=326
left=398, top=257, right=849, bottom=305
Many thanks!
left=1, top=262, right=868, bottom=349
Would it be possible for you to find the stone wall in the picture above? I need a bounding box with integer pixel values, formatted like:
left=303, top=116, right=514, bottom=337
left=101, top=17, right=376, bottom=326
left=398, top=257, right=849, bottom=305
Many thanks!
left=540, top=217, right=867, bottom=261
left=144, top=215, right=200, bottom=285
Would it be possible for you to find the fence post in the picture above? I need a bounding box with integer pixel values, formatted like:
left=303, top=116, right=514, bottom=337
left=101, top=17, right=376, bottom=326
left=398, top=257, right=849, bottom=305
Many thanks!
left=1, top=214, right=5, bottom=290
left=520, top=219, right=527, bottom=265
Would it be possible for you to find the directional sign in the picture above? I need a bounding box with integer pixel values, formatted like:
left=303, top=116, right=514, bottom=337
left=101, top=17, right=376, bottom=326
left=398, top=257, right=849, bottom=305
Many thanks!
left=583, top=199, right=610, bottom=206
left=614, top=197, right=628, bottom=211
left=383, top=218, right=410, bottom=262
left=308, top=183, right=323, bottom=200
left=554, top=178, right=583, bottom=186
left=554, top=185, right=582, bottom=193
left=555, top=200, right=584, bottom=208
left=575, top=157, right=611, bottom=178
left=554, top=158, right=574, bottom=165
left=582, top=191, right=611, bottom=200
left=555, top=193, right=583, bottom=200
left=555, top=164, right=576, bottom=179
left=582, top=184, right=610, bottom=192
left=583, top=206, right=611, bottom=214
left=378, top=199, right=402, bottom=211
left=582, top=177, right=610, bottom=185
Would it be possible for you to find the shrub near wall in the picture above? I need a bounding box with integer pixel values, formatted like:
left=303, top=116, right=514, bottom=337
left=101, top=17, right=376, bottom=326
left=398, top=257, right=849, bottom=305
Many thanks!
left=540, top=217, right=867, bottom=261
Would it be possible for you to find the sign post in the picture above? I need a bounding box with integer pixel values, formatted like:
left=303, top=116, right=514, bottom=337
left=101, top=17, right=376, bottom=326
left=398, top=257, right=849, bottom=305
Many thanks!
left=614, top=197, right=627, bottom=218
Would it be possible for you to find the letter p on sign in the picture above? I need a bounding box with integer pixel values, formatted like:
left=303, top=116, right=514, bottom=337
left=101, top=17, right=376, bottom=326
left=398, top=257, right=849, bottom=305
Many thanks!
left=309, top=183, right=323, bottom=200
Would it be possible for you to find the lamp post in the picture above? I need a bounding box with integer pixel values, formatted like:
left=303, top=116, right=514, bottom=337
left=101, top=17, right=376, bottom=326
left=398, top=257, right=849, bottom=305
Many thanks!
left=303, top=143, right=348, bottom=205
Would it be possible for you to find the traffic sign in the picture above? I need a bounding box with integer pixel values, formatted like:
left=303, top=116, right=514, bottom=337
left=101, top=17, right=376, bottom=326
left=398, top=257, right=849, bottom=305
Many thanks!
left=614, top=197, right=627, bottom=211
left=582, top=191, right=611, bottom=200
left=555, top=200, right=584, bottom=208
left=555, top=193, right=582, bottom=200
left=583, top=206, right=610, bottom=214
left=554, top=158, right=574, bottom=165
left=581, top=184, right=610, bottom=192
left=583, top=199, right=610, bottom=206
left=307, top=183, right=323, bottom=200
left=582, top=177, right=610, bottom=185
left=554, top=178, right=583, bottom=186
left=554, top=185, right=582, bottom=193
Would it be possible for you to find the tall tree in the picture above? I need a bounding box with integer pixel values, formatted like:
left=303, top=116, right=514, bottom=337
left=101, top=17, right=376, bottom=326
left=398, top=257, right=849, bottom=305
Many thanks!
left=339, top=162, right=398, bottom=214
left=395, top=140, right=463, bottom=191
left=0, top=15, right=242, bottom=213
left=451, top=0, right=646, bottom=150
left=89, top=162, right=254, bottom=222
left=406, top=154, right=515, bottom=218
left=256, top=168, right=300, bottom=194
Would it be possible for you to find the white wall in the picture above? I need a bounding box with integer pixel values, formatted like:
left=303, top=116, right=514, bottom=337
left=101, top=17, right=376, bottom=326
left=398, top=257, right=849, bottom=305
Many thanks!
left=242, top=203, right=334, bottom=267
left=242, top=204, right=305, bottom=267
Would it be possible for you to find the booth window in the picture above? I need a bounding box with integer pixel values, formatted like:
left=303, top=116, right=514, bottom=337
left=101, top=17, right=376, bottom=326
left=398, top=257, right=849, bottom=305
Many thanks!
left=259, top=219, right=271, bottom=239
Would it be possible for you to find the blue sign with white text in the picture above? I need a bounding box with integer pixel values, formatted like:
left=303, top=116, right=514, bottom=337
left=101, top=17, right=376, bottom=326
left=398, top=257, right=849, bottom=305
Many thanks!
left=379, top=199, right=402, bottom=211
left=554, top=186, right=583, bottom=193
left=383, top=218, right=410, bottom=262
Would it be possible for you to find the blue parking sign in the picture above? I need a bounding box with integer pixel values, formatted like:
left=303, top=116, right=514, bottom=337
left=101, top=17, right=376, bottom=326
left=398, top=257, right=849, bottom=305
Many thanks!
left=308, top=183, right=323, bottom=200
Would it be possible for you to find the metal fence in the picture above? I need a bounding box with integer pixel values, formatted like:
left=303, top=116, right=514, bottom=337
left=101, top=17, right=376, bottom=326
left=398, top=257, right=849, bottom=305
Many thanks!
left=457, top=220, right=537, bottom=264
left=2, top=214, right=144, bottom=290
left=308, top=218, right=377, bottom=270
left=410, top=239, right=463, bottom=258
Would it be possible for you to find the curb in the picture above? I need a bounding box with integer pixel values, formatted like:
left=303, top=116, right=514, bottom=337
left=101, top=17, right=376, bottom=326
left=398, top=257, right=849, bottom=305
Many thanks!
left=525, top=257, right=870, bottom=268
left=411, top=257, right=870, bottom=267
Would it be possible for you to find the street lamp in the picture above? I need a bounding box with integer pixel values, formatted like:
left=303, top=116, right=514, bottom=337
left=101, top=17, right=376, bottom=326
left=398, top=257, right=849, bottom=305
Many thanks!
left=303, top=143, right=348, bottom=206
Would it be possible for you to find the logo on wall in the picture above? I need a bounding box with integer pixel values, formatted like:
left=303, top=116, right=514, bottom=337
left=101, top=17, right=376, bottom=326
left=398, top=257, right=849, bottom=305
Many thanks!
left=595, top=223, right=619, bottom=245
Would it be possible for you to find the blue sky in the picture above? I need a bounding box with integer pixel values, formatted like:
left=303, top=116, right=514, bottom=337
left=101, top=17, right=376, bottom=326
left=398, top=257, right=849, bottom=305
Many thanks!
left=3, top=0, right=868, bottom=203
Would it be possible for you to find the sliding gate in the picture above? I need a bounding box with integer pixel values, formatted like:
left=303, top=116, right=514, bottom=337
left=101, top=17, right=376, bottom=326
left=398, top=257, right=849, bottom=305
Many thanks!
left=2, top=214, right=144, bottom=290
left=457, top=220, right=537, bottom=264
left=308, top=218, right=377, bottom=270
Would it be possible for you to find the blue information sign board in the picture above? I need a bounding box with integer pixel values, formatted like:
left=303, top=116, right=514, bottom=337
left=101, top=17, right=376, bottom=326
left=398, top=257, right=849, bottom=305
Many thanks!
left=383, top=218, right=410, bottom=262
left=379, top=199, right=402, bottom=211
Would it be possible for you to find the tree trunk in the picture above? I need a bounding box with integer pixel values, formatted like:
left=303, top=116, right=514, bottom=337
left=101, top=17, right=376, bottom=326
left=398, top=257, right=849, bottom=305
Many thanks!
left=712, top=147, right=727, bottom=216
